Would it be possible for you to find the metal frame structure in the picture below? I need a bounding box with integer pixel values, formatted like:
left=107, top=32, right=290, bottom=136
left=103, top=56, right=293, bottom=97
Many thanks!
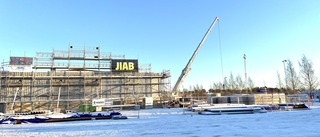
left=0, top=45, right=170, bottom=113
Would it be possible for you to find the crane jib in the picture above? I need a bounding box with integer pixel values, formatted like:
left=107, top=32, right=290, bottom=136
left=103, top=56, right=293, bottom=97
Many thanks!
left=172, top=17, right=219, bottom=93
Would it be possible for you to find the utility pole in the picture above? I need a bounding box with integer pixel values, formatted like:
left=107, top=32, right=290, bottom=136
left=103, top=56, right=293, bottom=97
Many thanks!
left=282, top=60, right=287, bottom=90
left=244, top=54, right=247, bottom=94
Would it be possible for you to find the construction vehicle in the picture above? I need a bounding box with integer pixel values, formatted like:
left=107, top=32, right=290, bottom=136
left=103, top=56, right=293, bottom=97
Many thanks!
left=172, top=17, right=219, bottom=98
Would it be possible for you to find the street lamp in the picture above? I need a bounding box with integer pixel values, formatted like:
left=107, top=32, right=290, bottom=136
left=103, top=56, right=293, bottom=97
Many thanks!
left=282, top=60, right=287, bottom=87
left=244, top=54, right=247, bottom=94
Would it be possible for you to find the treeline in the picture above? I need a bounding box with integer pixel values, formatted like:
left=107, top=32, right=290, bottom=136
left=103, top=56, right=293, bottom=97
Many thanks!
left=181, top=54, right=318, bottom=96
left=181, top=86, right=294, bottom=97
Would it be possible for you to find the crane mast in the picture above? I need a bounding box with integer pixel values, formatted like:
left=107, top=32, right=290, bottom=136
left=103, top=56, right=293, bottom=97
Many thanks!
left=172, top=17, right=219, bottom=93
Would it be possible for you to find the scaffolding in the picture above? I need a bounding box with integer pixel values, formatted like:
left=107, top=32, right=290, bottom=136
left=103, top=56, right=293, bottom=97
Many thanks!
left=0, top=45, right=170, bottom=113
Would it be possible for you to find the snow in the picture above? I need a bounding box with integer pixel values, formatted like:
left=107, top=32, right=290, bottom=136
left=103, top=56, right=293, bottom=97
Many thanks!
left=1, top=105, right=320, bottom=137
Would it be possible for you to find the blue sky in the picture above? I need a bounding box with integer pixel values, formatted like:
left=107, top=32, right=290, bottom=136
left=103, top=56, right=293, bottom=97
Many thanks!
left=1, top=1, right=320, bottom=90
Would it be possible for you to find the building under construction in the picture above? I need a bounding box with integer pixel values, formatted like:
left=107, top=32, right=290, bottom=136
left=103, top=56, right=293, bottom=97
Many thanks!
left=0, top=46, right=171, bottom=113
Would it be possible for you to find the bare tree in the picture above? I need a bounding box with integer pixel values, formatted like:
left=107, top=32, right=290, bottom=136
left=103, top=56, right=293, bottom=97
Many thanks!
left=189, top=85, right=193, bottom=92
left=299, top=54, right=318, bottom=92
left=223, top=77, right=228, bottom=90
left=228, top=72, right=236, bottom=90
left=182, top=85, right=188, bottom=92
left=219, top=81, right=223, bottom=90
left=247, top=76, right=255, bottom=93
left=285, top=59, right=300, bottom=94
left=236, top=74, right=244, bottom=91
left=276, top=71, right=283, bottom=90
left=193, top=84, right=203, bottom=91
left=213, top=81, right=223, bottom=90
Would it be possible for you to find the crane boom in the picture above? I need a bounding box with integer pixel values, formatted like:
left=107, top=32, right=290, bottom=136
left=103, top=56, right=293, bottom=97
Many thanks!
left=172, top=17, right=219, bottom=92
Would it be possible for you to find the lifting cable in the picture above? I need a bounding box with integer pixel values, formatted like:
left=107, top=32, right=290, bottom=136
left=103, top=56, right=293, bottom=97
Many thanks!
left=218, top=19, right=224, bottom=82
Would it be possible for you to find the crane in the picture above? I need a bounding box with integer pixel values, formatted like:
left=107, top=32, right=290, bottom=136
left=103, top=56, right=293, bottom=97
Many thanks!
left=172, top=17, right=219, bottom=94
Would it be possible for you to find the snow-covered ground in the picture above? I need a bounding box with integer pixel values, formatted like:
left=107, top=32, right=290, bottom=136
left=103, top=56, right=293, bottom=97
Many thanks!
left=1, top=104, right=320, bottom=137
